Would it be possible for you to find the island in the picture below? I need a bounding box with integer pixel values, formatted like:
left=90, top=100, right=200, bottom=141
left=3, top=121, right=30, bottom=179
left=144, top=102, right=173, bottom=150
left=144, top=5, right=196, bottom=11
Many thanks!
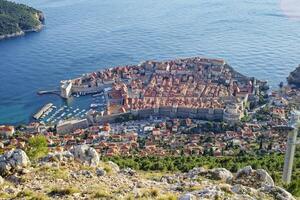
left=287, top=64, right=300, bottom=87
left=0, top=0, right=44, bottom=40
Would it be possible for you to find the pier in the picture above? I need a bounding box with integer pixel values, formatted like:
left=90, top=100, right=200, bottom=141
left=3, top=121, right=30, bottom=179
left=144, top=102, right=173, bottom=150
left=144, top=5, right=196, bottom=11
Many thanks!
left=37, top=90, right=60, bottom=96
left=33, top=103, right=53, bottom=120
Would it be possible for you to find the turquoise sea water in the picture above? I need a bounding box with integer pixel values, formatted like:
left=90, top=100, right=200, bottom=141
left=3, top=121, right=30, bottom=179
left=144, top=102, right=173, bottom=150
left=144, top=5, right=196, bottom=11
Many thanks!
left=0, top=0, right=299, bottom=124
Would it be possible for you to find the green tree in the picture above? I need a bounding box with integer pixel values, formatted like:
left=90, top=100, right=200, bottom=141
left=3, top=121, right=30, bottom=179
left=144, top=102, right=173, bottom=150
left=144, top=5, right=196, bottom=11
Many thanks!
left=26, top=134, right=48, bottom=160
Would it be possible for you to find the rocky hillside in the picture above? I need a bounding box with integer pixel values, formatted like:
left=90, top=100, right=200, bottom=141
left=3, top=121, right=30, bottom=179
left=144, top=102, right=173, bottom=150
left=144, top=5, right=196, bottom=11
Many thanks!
left=0, top=146, right=297, bottom=200
left=0, top=0, right=44, bottom=40
left=287, top=65, right=300, bottom=86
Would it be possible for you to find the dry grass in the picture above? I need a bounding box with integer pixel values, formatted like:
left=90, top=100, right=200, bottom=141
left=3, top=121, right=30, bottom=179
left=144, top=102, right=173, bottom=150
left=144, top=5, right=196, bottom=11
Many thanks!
left=37, top=165, right=70, bottom=180
left=97, top=162, right=114, bottom=175
left=139, top=171, right=171, bottom=181
left=48, top=186, right=80, bottom=197
left=85, top=183, right=114, bottom=199
left=140, top=188, right=160, bottom=198
left=15, top=189, right=49, bottom=200
left=157, top=193, right=177, bottom=200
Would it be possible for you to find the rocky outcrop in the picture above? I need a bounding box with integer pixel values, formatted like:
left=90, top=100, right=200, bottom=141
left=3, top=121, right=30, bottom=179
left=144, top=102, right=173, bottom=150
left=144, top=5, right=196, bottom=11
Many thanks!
left=193, top=185, right=226, bottom=199
left=179, top=193, right=197, bottom=200
left=41, top=145, right=100, bottom=167
left=186, top=167, right=233, bottom=182
left=287, top=65, right=300, bottom=86
left=179, top=166, right=295, bottom=200
left=107, top=161, right=120, bottom=173
left=0, top=31, right=25, bottom=40
left=69, top=145, right=100, bottom=167
left=0, top=149, right=31, bottom=176
left=41, top=151, right=74, bottom=163
left=210, top=168, right=233, bottom=182
left=233, top=166, right=274, bottom=188
left=0, top=175, right=4, bottom=185
left=96, top=167, right=106, bottom=176
left=260, top=185, right=296, bottom=200
left=0, top=160, right=296, bottom=200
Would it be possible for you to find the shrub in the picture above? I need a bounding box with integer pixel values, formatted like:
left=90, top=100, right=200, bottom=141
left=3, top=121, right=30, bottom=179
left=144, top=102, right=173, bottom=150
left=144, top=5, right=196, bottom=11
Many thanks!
left=287, top=180, right=300, bottom=197
left=48, top=187, right=79, bottom=196
left=26, top=135, right=48, bottom=160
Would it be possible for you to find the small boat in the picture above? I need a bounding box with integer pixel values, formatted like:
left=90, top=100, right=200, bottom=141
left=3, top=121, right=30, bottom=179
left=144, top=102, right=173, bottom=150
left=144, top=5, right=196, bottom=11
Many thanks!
left=92, top=92, right=103, bottom=97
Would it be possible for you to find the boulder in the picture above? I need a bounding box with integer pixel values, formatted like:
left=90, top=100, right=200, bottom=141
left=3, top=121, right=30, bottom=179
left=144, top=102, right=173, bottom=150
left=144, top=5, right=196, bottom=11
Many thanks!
left=236, top=165, right=253, bottom=178
left=107, top=161, right=120, bottom=173
left=231, top=184, right=267, bottom=199
left=41, top=151, right=74, bottom=163
left=0, top=149, right=30, bottom=176
left=96, top=167, right=106, bottom=176
left=210, top=168, right=233, bottom=182
left=192, top=185, right=224, bottom=199
left=187, top=167, right=232, bottom=182
left=0, top=175, right=4, bottom=185
left=260, top=185, right=296, bottom=200
left=120, top=168, right=136, bottom=176
left=187, top=167, right=207, bottom=178
left=256, top=169, right=274, bottom=187
left=233, top=166, right=274, bottom=189
left=69, top=145, right=99, bottom=167
left=179, top=193, right=197, bottom=200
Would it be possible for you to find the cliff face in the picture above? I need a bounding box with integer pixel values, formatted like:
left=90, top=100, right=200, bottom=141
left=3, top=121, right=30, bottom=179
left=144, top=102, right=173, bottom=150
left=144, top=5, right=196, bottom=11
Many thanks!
left=0, top=0, right=45, bottom=40
left=287, top=65, right=300, bottom=86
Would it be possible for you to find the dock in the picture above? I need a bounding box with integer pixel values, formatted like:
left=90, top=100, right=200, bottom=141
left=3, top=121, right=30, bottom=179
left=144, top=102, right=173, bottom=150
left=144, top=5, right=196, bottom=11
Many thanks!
left=37, top=90, right=60, bottom=95
left=33, top=103, right=53, bottom=120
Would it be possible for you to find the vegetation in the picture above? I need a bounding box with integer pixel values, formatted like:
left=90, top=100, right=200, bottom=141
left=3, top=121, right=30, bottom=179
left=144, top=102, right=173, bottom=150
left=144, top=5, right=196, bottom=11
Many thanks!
left=48, top=187, right=79, bottom=197
left=26, top=134, right=48, bottom=160
left=103, top=149, right=300, bottom=197
left=0, top=0, right=43, bottom=36
left=16, top=189, right=49, bottom=200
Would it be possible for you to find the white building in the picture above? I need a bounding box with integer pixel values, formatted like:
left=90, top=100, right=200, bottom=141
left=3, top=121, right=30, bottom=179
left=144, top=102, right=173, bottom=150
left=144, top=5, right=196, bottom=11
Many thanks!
left=60, top=80, right=73, bottom=99
left=56, top=119, right=89, bottom=134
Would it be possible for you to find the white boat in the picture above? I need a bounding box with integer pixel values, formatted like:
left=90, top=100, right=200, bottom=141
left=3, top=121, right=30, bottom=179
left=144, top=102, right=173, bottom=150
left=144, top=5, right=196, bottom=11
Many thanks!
left=90, top=103, right=105, bottom=108
left=92, top=92, right=103, bottom=97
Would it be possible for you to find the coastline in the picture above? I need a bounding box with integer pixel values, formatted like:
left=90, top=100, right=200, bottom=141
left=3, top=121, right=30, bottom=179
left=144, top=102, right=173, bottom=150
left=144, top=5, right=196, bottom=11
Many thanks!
left=0, top=12, right=44, bottom=41
left=0, top=26, right=44, bottom=40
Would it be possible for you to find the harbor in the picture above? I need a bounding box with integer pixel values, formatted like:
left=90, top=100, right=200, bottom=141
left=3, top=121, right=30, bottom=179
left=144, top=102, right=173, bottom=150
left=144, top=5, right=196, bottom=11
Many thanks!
left=32, top=91, right=107, bottom=125
left=33, top=103, right=53, bottom=120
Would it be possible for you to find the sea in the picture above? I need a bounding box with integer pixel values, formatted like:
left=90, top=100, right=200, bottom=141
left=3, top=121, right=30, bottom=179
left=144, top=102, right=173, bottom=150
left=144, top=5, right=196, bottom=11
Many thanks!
left=0, top=0, right=299, bottom=124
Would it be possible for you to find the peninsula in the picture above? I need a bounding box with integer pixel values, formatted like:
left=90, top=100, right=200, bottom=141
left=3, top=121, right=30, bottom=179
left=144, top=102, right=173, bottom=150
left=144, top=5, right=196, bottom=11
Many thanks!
left=0, top=0, right=44, bottom=40
left=60, top=57, right=267, bottom=124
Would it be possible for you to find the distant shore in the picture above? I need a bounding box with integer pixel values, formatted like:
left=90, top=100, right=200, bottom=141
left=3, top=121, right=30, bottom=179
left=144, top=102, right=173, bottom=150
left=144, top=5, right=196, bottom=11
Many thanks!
left=0, top=0, right=45, bottom=40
